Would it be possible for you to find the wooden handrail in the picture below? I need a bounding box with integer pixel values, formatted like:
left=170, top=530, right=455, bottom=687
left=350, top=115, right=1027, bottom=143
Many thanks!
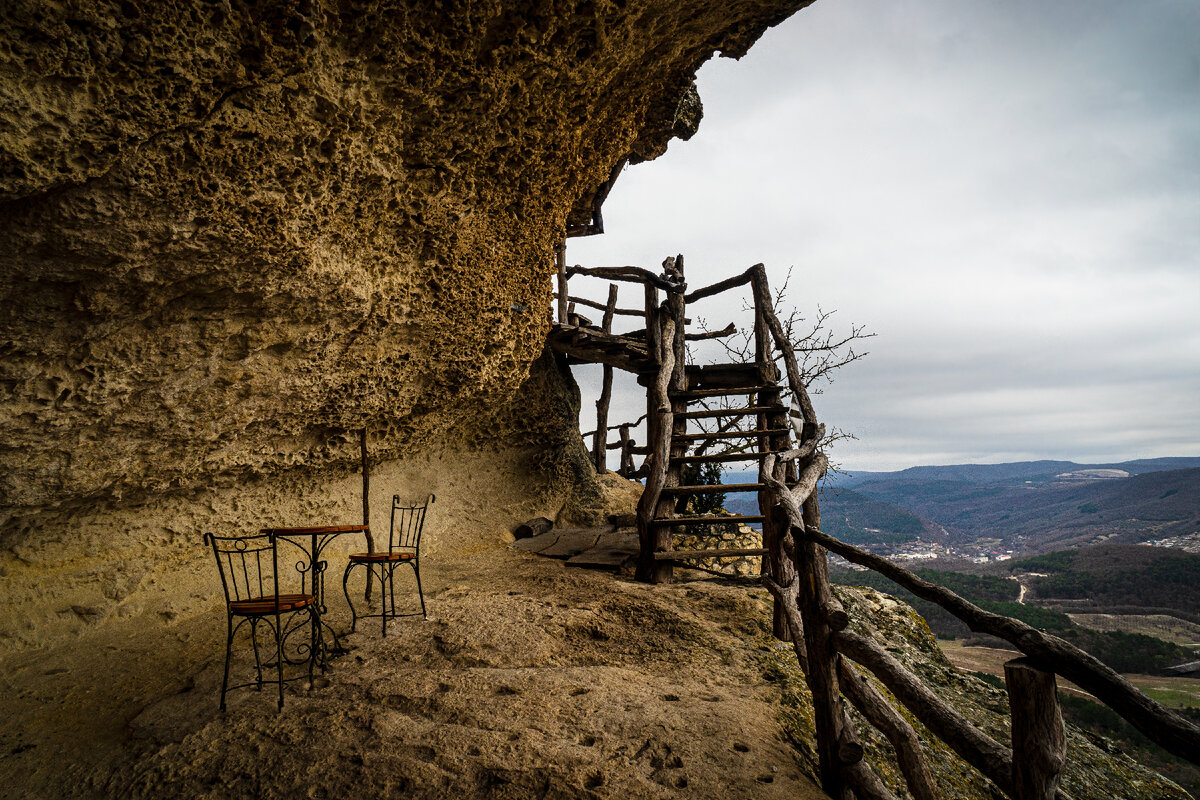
left=580, top=412, right=649, bottom=439
left=834, top=629, right=1018, bottom=797
left=551, top=293, right=645, bottom=317
left=566, top=264, right=681, bottom=292
left=682, top=265, right=758, bottom=303
left=787, top=519, right=1200, bottom=766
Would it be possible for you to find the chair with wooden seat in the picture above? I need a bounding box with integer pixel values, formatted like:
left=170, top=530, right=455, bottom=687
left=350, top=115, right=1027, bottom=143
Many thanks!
left=342, top=494, right=433, bottom=636
left=204, top=531, right=317, bottom=711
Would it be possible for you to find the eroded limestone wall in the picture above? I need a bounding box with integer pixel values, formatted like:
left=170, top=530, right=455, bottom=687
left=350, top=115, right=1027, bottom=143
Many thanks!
left=0, top=0, right=810, bottom=651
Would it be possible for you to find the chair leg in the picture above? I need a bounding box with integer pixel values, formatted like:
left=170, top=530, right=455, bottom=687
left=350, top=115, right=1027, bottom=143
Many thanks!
left=381, top=565, right=389, bottom=638
left=343, top=563, right=359, bottom=634
left=388, top=564, right=397, bottom=618
left=308, top=605, right=317, bottom=688
left=220, top=615, right=234, bottom=712
left=413, top=561, right=427, bottom=619
left=274, top=612, right=285, bottom=712
left=249, top=620, right=265, bottom=689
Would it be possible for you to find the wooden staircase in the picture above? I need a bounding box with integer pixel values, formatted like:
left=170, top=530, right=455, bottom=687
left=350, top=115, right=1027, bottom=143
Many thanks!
left=622, top=257, right=810, bottom=585
left=546, top=255, right=810, bottom=585
left=646, top=367, right=785, bottom=564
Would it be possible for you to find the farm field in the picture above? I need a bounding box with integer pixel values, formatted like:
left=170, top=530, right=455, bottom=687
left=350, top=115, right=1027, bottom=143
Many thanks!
left=938, top=641, right=1200, bottom=708
left=1068, top=613, right=1200, bottom=648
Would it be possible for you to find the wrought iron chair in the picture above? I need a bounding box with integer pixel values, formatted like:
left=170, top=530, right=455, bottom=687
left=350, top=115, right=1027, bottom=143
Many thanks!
left=342, top=494, right=433, bottom=636
left=204, top=532, right=317, bottom=711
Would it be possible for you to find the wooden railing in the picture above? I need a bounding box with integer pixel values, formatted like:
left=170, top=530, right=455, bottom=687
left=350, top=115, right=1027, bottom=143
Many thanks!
left=554, top=253, right=1200, bottom=797
left=738, top=264, right=1200, bottom=799
left=580, top=414, right=649, bottom=479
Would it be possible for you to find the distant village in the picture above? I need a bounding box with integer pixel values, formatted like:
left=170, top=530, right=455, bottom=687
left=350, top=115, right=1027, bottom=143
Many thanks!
left=832, top=538, right=1016, bottom=570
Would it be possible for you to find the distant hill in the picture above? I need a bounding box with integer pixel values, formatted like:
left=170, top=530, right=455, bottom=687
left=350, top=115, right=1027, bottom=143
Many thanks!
left=722, top=484, right=946, bottom=546
left=721, top=458, right=1200, bottom=553
left=1005, top=543, right=1200, bottom=621
left=844, top=466, right=1200, bottom=551
left=832, top=457, right=1200, bottom=489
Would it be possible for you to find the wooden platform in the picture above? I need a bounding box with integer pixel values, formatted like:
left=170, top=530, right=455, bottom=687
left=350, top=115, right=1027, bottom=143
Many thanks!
left=511, top=526, right=639, bottom=569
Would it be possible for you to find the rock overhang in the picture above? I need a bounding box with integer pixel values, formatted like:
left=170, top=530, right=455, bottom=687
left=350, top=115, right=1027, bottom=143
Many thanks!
left=0, top=0, right=815, bottom=518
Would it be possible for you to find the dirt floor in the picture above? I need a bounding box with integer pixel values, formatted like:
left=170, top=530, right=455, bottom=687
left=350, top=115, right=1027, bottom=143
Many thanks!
left=0, top=548, right=828, bottom=800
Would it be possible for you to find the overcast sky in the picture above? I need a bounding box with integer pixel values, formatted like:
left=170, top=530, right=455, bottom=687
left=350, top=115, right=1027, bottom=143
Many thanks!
left=566, top=0, right=1200, bottom=473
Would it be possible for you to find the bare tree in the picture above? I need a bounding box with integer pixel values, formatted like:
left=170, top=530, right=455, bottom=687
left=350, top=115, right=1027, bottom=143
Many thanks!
left=687, top=266, right=874, bottom=471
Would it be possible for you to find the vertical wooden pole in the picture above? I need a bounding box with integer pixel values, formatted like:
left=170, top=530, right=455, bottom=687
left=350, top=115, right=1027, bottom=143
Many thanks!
left=752, top=269, right=791, bottom=641
left=1005, top=657, right=1066, bottom=800
left=618, top=424, right=634, bottom=477
left=651, top=255, right=688, bottom=584
left=636, top=309, right=673, bottom=583
left=636, top=283, right=662, bottom=582
left=555, top=242, right=568, bottom=324
left=643, top=283, right=659, bottom=362
left=796, top=496, right=847, bottom=798
left=360, top=428, right=375, bottom=602
left=661, top=307, right=688, bottom=580
left=593, top=284, right=617, bottom=472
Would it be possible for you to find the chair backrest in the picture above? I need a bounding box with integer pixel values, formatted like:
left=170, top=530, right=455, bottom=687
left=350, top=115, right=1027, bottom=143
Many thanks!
left=389, top=494, right=434, bottom=552
left=205, top=532, right=281, bottom=603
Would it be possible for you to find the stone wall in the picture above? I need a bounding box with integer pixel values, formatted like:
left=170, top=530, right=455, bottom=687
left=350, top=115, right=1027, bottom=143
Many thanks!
left=675, top=522, right=764, bottom=576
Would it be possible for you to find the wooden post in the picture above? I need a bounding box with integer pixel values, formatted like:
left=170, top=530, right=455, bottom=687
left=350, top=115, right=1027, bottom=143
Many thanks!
left=360, top=428, right=375, bottom=601
left=618, top=424, right=634, bottom=477
left=555, top=242, right=568, bottom=324
left=1005, top=657, right=1066, bottom=800
left=796, top=496, right=848, bottom=798
left=593, top=284, right=617, bottom=472
left=643, top=283, right=659, bottom=363
left=636, top=311, right=674, bottom=583
left=655, top=256, right=688, bottom=583
left=752, top=269, right=792, bottom=640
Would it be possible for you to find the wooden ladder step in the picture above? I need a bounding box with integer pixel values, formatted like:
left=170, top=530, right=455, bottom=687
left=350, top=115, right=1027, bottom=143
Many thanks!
left=653, top=548, right=768, bottom=560
left=678, top=405, right=781, bottom=420
left=671, top=385, right=780, bottom=399
left=686, top=362, right=762, bottom=374
left=661, top=482, right=767, bottom=495
left=649, top=514, right=766, bottom=527
left=671, top=451, right=788, bottom=464
left=674, top=428, right=789, bottom=442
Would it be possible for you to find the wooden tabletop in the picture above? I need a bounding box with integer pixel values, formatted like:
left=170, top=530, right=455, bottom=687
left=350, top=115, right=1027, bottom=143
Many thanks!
left=260, top=524, right=370, bottom=535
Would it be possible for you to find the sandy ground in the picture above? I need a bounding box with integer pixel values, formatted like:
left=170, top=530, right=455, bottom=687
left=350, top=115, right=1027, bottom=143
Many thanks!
left=0, top=548, right=827, bottom=800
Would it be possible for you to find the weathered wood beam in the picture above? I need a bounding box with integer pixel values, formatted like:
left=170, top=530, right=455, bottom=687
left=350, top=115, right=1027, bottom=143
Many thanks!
left=685, top=322, right=737, bottom=341
left=618, top=424, right=635, bottom=477
left=795, top=523, right=1200, bottom=765
left=360, top=428, right=375, bottom=601
left=833, top=630, right=1016, bottom=798
left=795, top=492, right=846, bottom=796
left=635, top=312, right=675, bottom=583
left=580, top=412, right=649, bottom=439
left=838, top=661, right=941, bottom=800
left=552, top=292, right=645, bottom=317
left=683, top=265, right=758, bottom=303
left=764, top=573, right=900, bottom=800
left=592, top=284, right=618, bottom=473
left=556, top=243, right=568, bottom=323
left=842, top=761, right=901, bottom=800
left=567, top=264, right=681, bottom=292
left=1006, top=658, right=1066, bottom=800
left=653, top=547, right=768, bottom=560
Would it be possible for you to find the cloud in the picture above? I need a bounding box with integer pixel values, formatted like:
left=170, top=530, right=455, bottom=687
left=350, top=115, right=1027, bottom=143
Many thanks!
left=569, top=0, right=1200, bottom=471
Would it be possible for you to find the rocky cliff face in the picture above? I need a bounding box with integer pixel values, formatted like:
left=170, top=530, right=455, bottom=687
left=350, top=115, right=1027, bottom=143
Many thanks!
left=0, top=0, right=808, bottom=518
left=0, top=0, right=811, bottom=651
